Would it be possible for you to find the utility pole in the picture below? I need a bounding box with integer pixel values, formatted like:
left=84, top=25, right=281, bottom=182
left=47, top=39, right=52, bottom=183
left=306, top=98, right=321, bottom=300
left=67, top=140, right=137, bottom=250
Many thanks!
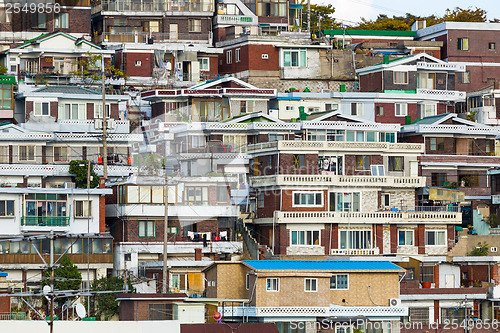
left=162, top=171, right=169, bottom=293
left=86, top=160, right=91, bottom=316
left=307, top=0, right=311, bottom=35
left=49, top=231, right=54, bottom=333
left=101, top=55, right=108, bottom=180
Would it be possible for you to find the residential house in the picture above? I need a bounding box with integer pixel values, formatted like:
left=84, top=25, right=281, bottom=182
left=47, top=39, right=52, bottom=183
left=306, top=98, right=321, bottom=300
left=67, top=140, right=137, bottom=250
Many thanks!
left=204, top=260, right=407, bottom=332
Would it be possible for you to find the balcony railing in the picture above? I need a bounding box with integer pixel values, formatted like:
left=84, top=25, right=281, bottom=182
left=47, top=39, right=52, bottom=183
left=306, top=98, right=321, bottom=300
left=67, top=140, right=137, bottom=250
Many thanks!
left=416, top=61, right=466, bottom=72
left=402, top=124, right=500, bottom=135
left=331, top=248, right=380, bottom=255
left=0, top=312, right=27, bottom=320
left=0, top=164, right=137, bottom=177
left=247, top=140, right=424, bottom=153
left=273, top=210, right=462, bottom=224
left=416, top=88, right=466, bottom=100
left=21, top=216, right=70, bottom=227
left=96, top=32, right=211, bottom=44
left=251, top=175, right=425, bottom=188
left=92, top=0, right=214, bottom=13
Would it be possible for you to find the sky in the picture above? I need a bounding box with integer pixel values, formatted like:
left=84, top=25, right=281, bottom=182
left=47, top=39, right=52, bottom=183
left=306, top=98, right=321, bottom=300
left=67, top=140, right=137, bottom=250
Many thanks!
left=312, top=0, right=500, bottom=25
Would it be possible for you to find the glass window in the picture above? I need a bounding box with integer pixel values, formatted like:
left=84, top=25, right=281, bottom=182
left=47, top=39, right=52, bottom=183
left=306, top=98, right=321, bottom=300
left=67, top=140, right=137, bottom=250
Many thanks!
left=198, top=58, right=210, bottom=71
left=457, top=37, right=469, bottom=51
left=330, top=274, right=348, bottom=289
left=366, top=132, right=376, bottom=142
left=388, top=156, right=403, bottom=171
left=138, top=221, right=156, bottom=238
left=188, top=19, right=201, bottom=32
left=431, top=173, right=447, bottom=186
left=293, top=192, right=322, bottom=206
left=54, top=12, right=69, bottom=29
left=429, top=137, right=445, bottom=152
left=334, top=193, right=360, bottom=212
left=291, top=230, right=320, bottom=246
left=74, top=200, right=92, bottom=217
left=395, top=103, right=407, bottom=116
left=425, top=230, right=446, bottom=245
left=356, top=156, right=370, bottom=170
left=393, top=71, right=408, bottom=84
left=226, top=50, right=232, bottom=64
left=305, top=278, right=317, bottom=292
left=0, top=200, right=14, bottom=216
left=34, top=102, right=49, bottom=116
left=127, top=186, right=139, bottom=203
left=266, top=278, right=279, bottom=291
left=398, top=230, right=413, bottom=246
left=53, top=146, right=69, bottom=162
left=376, top=106, right=384, bottom=116
left=282, top=49, right=307, bottom=67
left=217, top=186, right=228, bottom=202
left=340, top=230, right=371, bottom=249
left=19, top=145, right=35, bottom=161
left=293, top=154, right=305, bottom=168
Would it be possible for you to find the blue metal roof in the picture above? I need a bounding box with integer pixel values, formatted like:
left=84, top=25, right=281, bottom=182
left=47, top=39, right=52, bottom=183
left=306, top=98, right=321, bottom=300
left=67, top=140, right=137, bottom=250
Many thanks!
left=243, top=260, right=402, bottom=271
left=0, top=271, right=7, bottom=277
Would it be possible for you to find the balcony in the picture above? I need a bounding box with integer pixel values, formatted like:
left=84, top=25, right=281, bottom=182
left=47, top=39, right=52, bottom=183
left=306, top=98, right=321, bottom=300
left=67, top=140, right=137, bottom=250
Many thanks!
left=251, top=175, right=425, bottom=188
left=21, top=216, right=69, bottom=227
left=96, top=32, right=211, bottom=44
left=0, top=164, right=137, bottom=177
left=416, top=61, right=466, bottom=72
left=216, top=15, right=255, bottom=26
left=107, top=204, right=240, bottom=218
left=92, top=0, right=214, bottom=13
left=272, top=210, right=462, bottom=225
left=402, top=123, right=500, bottom=135
left=331, top=248, right=380, bottom=255
left=247, top=140, right=424, bottom=154
left=416, top=88, right=466, bottom=101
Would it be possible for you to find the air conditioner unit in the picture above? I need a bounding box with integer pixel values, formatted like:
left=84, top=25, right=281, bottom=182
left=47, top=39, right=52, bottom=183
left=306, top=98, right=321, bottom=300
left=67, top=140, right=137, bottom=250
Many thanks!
left=491, top=247, right=498, bottom=253
left=321, top=89, right=330, bottom=93
left=389, top=298, right=401, bottom=307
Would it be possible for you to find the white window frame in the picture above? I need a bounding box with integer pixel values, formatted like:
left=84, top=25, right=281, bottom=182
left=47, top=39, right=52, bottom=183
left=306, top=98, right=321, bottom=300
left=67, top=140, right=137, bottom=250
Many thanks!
left=292, top=191, right=323, bottom=207
left=54, top=12, right=69, bottom=29
left=304, top=278, right=317, bottom=292
left=34, top=102, right=50, bottom=116
left=64, top=103, right=85, bottom=120
left=53, top=146, right=70, bottom=162
left=188, top=19, right=201, bottom=32
left=0, top=200, right=14, bottom=217
left=330, top=274, right=349, bottom=290
left=350, top=102, right=363, bottom=116
left=282, top=48, right=307, bottom=67
left=339, top=229, right=371, bottom=250
left=266, top=278, right=279, bottom=292
left=425, top=230, right=446, bottom=246
left=395, top=103, right=408, bottom=116
left=18, top=145, right=35, bottom=162
left=226, top=50, right=232, bottom=64
left=393, top=71, right=408, bottom=84
left=381, top=193, right=390, bottom=208
left=74, top=200, right=92, bottom=218
left=291, top=230, right=321, bottom=246
left=94, top=103, right=110, bottom=119
left=235, top=48, right=240, bottom=63
left=334, top=192, right=361, bottom=212
left=199, top=58, right=210, bottom=71
left=398, top=229, right=414, bottom=246
left=420, top=103, right=437, bottom=118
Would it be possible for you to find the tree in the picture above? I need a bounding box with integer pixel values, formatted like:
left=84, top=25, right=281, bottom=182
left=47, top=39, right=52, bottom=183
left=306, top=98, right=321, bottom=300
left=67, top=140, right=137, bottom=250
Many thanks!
left=69, top=160, right=99, bottom=189
left=356, top=14, right=409, bottom=31
left=442, top=7, right=487, bottom=22
left=85, top=276, right=133, bottom=320
left=43, top=255, right=82, bottom=307
left=72, top=51, right=126, bottom=86
left=467, top=242, right=489, bottom=256
left=300, top=2, right=339, bottom=31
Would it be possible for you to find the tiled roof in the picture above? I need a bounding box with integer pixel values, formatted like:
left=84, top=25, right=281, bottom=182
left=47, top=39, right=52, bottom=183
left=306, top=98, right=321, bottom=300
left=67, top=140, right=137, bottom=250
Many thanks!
left=243, top=260, right=402, bottom=271
left=33, top=86, right=101, bottom=95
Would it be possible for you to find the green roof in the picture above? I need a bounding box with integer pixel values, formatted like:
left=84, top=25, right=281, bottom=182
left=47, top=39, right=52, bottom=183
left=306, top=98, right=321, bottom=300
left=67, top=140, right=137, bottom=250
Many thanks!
left=323, top=29, right=416, bottom=37
left=412, top=113, right=451, bottom=125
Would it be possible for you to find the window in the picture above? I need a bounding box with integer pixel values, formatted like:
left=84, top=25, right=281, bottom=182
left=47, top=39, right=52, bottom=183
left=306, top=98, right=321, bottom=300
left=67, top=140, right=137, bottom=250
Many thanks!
left=74, top=200, right=92, bottom=217
left=457, top=71, right=470, bottom=84
left=376, top=106, right=384, bottom=116
left=395, top=103, right=408, bottom=116
left=291, top=230, right=320, bottom=246
left=419, top=104, right=437, bottom=118
left=124, top=253, right=131, bottom=261
left=409, top=308, right=429, bottom=324
left=54, top=12, right=69, bottom=29
left=135, top=60, right=142, bottom=66
left=459, top=173, right=480, bottom=187
left=489, top=42, right=496, bottom=50
left=184, top=186, right=209, bottom=205
left=285, top=105, right=294, bottom=112
left=371, top=165, right=384, bottom=176
left=380, top=132, right=395, bottom=143
left=305, top=278, right=317, bottom=292
left=340, top=230, right=371, bottom=249
left=442, top=308, right=467, bottom=323
left=235, top=48, right=240, bottom=63
left=0, top=9, right=12, bottom=23
left=217, top=186, right=228, bottom=202
left=94, top=104, right=110, bottom=119
left=34, top=102, right=49, bottom=116
left=266, top=278, right=279, bottom=291
left=393, top=71, right=408, bottom=84
left=25, top=193, right=67, bottom=224
left=53, top=146, right=69, bottom=162
left=293, top=192, right=322, bottom=206
left=64, top=103, right=85, bottom=120
left=381, top=193, right=390, bottom=207
left=226, top=50, right=232, bottom=64
left=282, top=48, right=307, bottom=67
left=431, top=173, right=447, bottom=186
left=191, top=135, right=205, bottom=148
left=188, top=19, right=201, bottom=32
left=330, top=274, right=348, bottom=289
left=293, top=154, right=305, bottom=169
left=0, top=146, right=8, bottom=163
left=0, top=200, right=14, bottom=217
left=429, top=137, right=445, bottom=152
left=257, top=191, right=264, bottom=208
left=138, top=221, right=156, bottom=238
left=418, top=73, right=435, bottom=89
left=398, top=230, right=413, bottom=246
left=141, top=20, right=159, bottom=33
left=334, top=193, right=360, bottom=212
left=31, top=12, right=46, bottom=29
left=325, top=103, right=339, bottom=112
left=246, top=274, right=250, bottom=290
left=388, top=156, right=403, bottom=171
left=0, top=84, right=12, bottom=110
left=356, top=155, right=370, bottom=170
left=19, top=146, right=35, bottom=161
left=350, top=103, right=363, bottom=116
left=457, top=37, right=469, bottom=51
left=199, top=58, right=210, bottom=71
left=425, top=230, right=446, bottom=245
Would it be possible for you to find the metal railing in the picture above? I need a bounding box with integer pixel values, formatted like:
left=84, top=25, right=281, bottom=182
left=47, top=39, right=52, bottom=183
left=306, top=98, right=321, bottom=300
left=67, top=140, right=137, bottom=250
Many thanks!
left=96, top=32, right=211, bottom=44
left=21, top=216, right=70, bottom=227
left=93, top=0, right=214, bottom=13
left=0, top=312, right=27, bottom=320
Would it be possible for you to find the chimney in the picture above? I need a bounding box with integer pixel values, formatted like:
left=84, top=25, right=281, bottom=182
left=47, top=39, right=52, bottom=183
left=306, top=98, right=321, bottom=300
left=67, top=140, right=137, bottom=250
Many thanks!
left=195, top=248, right=202, bottom=261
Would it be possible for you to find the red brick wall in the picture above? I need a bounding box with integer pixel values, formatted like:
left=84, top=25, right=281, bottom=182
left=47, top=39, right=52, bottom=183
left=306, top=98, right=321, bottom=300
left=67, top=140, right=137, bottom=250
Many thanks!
left=87, top=103, right=94, bottom=119
left=50, top=101, right=58, bottom=120
left=6, top=8, right=90, bottom=35
left=359, top=72, right=383, bottom=92
left=447, top=225, right=455, bottom=251
left=331, top=224, right=338, bottom=250
left=417, top=224, right=425, bottom=254
left=433, top=265, right=439, bottom=288
left=390, top=225, right=397, bottom=253
left=0, top=295, right=9, bottom=314
left=321, top=225, right=332, bottom=255
left=279, top=153, right=318, bottom=175
left=124, top=52, right=153, bottom=77
left=375, top=225, right=383, bottom=253
left=111, top=103, right=119, bottom=119
left=374, top=102, right=417, bottom=124
left=26, top=101, right=33, bottom=121
left=277, top=224, right=289, bottom=255
left=344, top=154, right=383, bottom=175
left=257, top=190, right=280, bottom=218
left=99, top=195, right=105, bottom=233
left=219, top=44, right=278, bottom=75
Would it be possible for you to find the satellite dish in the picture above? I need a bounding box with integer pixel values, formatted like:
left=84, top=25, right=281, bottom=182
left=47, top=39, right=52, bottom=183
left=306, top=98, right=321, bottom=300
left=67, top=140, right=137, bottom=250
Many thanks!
left=42, top=285, right=51, bottom=295
left=75, top=303, right=86, bottom=319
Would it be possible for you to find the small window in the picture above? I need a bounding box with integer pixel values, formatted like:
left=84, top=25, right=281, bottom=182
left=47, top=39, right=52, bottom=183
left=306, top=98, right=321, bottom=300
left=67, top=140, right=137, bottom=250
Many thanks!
left=393, top=71, right=408, bottom=84
left=431, top=173, right=447, bottom=186
left=34, top=102, right=49, bottom=116
left=350, top=103, right=363, bottom=116
left=381, top=193, right=390, bottom=207
left=395, top=103, right=407, bottom=116
left=305, top=278, right=317, bottom=292
left=376, top=106, right=384, bottom=116
left=266, top=278, right=279, bottom=291
left=285, top=105, right=294, bottom=111
left=388, top=156, right=403, bottom=171
left=0, top=200, right=14, bottom=216
left=458, top=71, right=470, bottom=84
left=226, top=50, right=232, bottom=64
left=216, top=186, right=228, bottom=202
left=356, top=155, right=370, bottom=171
left=19, top=146, right=35, bottom=161
left=188, top=19, right=201, bottom=32
left=293, top=154, right=305, bottom=169
left=199, top=58, right=210, bottom=71
left=124, top=253, right=131, bottom=261
left=398, top=230, right=413, bottom=246
left=429, top=137, right=445, bottom=152
left=235, top=48, right=240, bottom=63
left=291, top=230, right=320, bottom=246
left=257, top=191, right=264, bottom=208
left=31, top=12, right=46, bottom=29
left=75, top=200, right=92, bottom=217
left=138, top=221, right=156, bottom=238
left=425, top=230, right=446, bottom=245
left=330, top=274, right=348, bottom=289
left=135, top=60, right=142, bottom=66
left=371, top=165, right=384, bottom=176
left=293, top=192, right=322, bottom=206
left=457, top=37, right=469, bottom=51
left=54, top=12, right=69, bottom=29
left=246, top=274, right=250, bottom=290
left=53, top=146, right=69, bottom=162
left=489, top=42, right=496, bottom=50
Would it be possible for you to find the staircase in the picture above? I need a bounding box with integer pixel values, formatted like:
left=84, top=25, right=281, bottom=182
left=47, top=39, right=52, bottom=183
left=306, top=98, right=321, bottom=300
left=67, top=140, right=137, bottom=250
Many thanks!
left=237, top=215, right=276, bottom=260
left=448, top=235, right=469, bottom=257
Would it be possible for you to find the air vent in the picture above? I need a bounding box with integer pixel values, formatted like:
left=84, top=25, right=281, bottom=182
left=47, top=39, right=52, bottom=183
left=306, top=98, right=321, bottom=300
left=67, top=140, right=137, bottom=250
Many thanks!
left=262, top=54, right=269, bottom=59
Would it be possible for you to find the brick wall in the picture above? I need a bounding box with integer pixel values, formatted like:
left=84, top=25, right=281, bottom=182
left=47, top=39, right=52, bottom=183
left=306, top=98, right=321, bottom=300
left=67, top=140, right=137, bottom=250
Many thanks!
left=281, top=189, right=328, bottom=212
left=417, top=224, right=425, bottom=254
left=124, top=52, right=153, bottom=77
left=87, top=103, right=94, bottom=119
left=257, top=189, right=280, bottom=218
left=7, top=8, right=90, bottom=35
left=279, top=153, right=318, bottom=175
left=26, top=101, right=33, bottom=121
left=219, top=44, right=278, bottom=76
left=359, top=72, right=383, bottom=92
left=344, top=154, right=383, bottom=175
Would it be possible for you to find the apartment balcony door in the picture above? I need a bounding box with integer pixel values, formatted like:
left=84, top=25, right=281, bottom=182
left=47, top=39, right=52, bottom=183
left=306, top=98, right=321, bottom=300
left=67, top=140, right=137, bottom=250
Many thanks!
left=418, top=73, right=435, bottom=89
left=170, top=24, right=178, bottom=40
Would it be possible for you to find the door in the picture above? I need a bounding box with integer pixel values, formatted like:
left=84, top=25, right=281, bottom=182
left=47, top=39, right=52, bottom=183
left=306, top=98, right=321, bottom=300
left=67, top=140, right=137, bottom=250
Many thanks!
left=445, top=274, right=455, bottom=288
left=169, top=24, right=178, bottom=40
left=409, top=160, right=418, bottom=177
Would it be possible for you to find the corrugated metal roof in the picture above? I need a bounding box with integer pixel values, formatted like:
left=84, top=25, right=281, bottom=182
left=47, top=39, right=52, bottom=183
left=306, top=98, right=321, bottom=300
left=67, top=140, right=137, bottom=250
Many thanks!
left=243, top=260, right=402, bottom=271
left=34, top=86, right=101, bottom=95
